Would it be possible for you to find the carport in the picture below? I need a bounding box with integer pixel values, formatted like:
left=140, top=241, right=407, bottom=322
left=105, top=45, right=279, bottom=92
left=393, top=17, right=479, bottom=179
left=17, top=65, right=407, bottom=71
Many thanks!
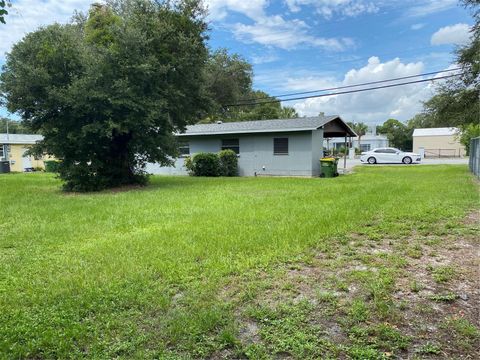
left=322, top=117, right=357, bottom=171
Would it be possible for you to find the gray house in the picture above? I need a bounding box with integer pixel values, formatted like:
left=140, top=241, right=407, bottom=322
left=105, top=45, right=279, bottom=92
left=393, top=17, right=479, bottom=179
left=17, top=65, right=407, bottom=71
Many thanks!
left=146, top=115, right=356, bottom=177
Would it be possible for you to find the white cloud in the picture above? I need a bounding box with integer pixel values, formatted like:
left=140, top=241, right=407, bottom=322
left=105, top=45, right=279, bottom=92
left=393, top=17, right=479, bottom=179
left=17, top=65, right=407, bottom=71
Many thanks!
left=204, top=0, right=267, bottom=21
left=251, top=53, right=280, bottom=65
left=410, top=23, right=425, bottom=30
left=232, top=15, right=354, bottom=51
left=284, top=0, right=379, bottom=18
left=264, top=57, right=442, bottom=124
left=406, top=0, right=457, bottom=17
left=206, top=0, right=355, bottom=51
left=0, top=0, right=92, bottom=57
left=255, top=68, right=337, bottom=92
left=431, top=23, right=472, bottom=46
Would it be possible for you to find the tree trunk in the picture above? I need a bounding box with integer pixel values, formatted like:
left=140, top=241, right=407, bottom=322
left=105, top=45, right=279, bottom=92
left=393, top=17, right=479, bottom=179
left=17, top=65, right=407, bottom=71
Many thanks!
left=105, top=131, right=137, bottom=186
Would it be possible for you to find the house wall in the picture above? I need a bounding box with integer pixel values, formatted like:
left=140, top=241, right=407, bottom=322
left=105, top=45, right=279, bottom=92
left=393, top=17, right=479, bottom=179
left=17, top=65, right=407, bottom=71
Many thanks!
left=311, top=129, right=324, bottom=175
left=146, top=129, right=324, bottom=177
left=1, top=144, right=47, bottom=172
left=413, top=135, right=466, bottom=157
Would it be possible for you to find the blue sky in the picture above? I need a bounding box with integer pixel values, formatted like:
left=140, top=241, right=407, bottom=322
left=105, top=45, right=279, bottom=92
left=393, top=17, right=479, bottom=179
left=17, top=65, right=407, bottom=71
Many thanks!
left=0, top=0, right=474, bottom=125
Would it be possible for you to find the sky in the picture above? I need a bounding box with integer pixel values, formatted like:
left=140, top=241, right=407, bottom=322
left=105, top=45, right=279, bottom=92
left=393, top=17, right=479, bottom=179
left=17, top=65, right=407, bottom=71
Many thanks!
left=0, top=0, right=475, bottom=125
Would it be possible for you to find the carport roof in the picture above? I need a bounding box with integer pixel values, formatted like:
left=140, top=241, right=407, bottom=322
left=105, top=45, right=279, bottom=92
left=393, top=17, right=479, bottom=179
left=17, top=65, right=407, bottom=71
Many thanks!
left=178, top=116, right=356, bottom=137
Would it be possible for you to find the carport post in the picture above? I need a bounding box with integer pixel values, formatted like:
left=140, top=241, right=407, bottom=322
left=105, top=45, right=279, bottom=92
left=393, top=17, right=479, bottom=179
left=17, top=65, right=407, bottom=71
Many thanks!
left=343, top=135, right=347, bottom=170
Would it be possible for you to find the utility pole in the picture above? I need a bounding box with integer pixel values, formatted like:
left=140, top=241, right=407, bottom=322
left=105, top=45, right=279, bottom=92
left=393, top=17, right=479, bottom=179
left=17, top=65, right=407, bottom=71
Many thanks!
left=5, top=117, right=10, bottom=161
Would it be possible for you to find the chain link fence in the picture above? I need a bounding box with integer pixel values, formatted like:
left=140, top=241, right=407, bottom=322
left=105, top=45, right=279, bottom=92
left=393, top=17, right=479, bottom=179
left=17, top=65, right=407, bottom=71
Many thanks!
left=469, top=137, right=480, bottom=177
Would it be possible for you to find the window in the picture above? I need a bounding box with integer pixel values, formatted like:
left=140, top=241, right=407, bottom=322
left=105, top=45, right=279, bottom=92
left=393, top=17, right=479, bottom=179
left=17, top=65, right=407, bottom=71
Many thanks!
left=274, top=138, right=289, bottom=155
left=374, top=148, right=397, bottom=154
left=384, top=148, right=398, bottom=154
left=221, top=138, right=240, bottom=154
left=360, top=144, right=371, bottom=152
left=178, top=141, right=190, bottom=156
left=0, top=144, right=4, bottom=159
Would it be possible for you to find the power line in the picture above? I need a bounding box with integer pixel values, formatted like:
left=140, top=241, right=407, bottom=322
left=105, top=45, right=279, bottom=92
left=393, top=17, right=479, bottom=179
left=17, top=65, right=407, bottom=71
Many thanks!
left=237, top=68, right=461, bottom=103
left=225, top=73, right=461, bottom=107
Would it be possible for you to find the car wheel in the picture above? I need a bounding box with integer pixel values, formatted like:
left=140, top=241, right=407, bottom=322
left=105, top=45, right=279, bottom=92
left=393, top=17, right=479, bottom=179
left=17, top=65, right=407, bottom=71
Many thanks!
left=402, top=156, right=412, bottom=164
left=367, top=157, right=376, bottom=164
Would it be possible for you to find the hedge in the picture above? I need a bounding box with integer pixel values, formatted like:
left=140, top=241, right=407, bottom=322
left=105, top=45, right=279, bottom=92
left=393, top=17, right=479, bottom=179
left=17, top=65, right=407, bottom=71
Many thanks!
left=185, top=151, right=238, bottom=177
left=218, top=150, right=238, bottom=176
left=44, top=160, right=61, bottom=173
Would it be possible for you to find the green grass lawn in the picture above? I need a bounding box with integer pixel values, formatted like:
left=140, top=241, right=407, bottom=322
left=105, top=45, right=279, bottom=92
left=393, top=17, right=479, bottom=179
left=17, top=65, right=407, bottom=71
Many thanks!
left=0, top=166, right=478, bottom=359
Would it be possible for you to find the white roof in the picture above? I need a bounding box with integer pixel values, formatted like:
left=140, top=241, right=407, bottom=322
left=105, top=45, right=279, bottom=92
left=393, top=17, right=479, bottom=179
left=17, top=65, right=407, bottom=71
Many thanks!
left=412, top=127, right=459, bottom=137
left=0, top=133, right=44, bottom=144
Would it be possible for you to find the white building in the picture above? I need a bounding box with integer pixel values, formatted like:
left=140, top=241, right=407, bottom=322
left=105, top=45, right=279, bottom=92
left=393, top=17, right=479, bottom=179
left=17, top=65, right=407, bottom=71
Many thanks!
left=326, top=125, right=388, bottom=152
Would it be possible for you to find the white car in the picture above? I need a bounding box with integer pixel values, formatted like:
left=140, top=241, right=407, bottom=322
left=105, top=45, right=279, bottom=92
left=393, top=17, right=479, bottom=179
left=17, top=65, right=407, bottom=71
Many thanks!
left=360, top=147, right=421, bottom=165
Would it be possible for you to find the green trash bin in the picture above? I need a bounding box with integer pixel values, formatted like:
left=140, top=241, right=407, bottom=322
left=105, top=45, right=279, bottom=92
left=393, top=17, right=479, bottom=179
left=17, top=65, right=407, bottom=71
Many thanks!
left=0, top=161, right=10, bottom=173
left=320, top=157, right=339, bottom=178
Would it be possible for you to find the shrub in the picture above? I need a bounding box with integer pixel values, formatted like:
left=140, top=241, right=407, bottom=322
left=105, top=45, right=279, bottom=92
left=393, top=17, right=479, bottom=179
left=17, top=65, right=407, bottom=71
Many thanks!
left=44, top=160, right=61, bottom=173
left=190, top=152, right=220, bottom=177
left=186, top=151, right=238, bottom=177
left=218, top=150, right=238, bottom=176
left=184, top=156, right=194, bottom=175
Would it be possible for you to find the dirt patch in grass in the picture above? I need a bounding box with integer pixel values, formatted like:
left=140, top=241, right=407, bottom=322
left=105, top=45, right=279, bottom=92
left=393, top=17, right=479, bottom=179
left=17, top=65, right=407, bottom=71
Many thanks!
left=225, top=211, right=480, bottom=359
left=392, top=215, right=479, bottom=358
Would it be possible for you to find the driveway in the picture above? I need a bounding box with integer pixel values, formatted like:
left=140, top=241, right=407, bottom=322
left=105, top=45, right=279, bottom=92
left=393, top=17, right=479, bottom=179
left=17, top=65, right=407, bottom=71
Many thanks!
left=338, top=157, right=469, bottom=171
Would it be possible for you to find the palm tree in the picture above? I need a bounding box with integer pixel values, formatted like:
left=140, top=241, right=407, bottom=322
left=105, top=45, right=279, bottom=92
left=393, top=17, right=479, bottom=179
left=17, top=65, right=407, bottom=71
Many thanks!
left=351, top=122, right=368, bottom=151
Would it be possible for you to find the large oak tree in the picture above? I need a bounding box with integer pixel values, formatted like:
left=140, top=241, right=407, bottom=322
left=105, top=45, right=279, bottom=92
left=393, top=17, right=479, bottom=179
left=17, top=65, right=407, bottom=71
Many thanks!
left=0, top=0, right=209, bottom=191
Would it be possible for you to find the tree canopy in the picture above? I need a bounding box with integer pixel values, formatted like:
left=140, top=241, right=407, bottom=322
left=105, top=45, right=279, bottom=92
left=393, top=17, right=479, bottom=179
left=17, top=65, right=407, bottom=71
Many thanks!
left=347, top=122, right=368, bottom=148
left=0, top=118, right=30, bottom=134
left=377, top=118, right=412, bottom=150
left=0, top=0, right=209, bottom=191
left=203, top=48, right=253, bottom=118
left=201, top=49, right=298, bottom=123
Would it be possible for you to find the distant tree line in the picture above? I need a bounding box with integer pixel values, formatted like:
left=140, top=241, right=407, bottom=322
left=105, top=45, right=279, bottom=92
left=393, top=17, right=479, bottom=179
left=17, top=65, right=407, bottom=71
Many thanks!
left=0, top=118, right=31, bottom=133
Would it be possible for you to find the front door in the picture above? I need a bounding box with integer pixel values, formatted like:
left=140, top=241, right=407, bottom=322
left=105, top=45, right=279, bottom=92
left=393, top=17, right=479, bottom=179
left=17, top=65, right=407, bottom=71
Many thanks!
left=22, top=148, right=32, bottom=171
